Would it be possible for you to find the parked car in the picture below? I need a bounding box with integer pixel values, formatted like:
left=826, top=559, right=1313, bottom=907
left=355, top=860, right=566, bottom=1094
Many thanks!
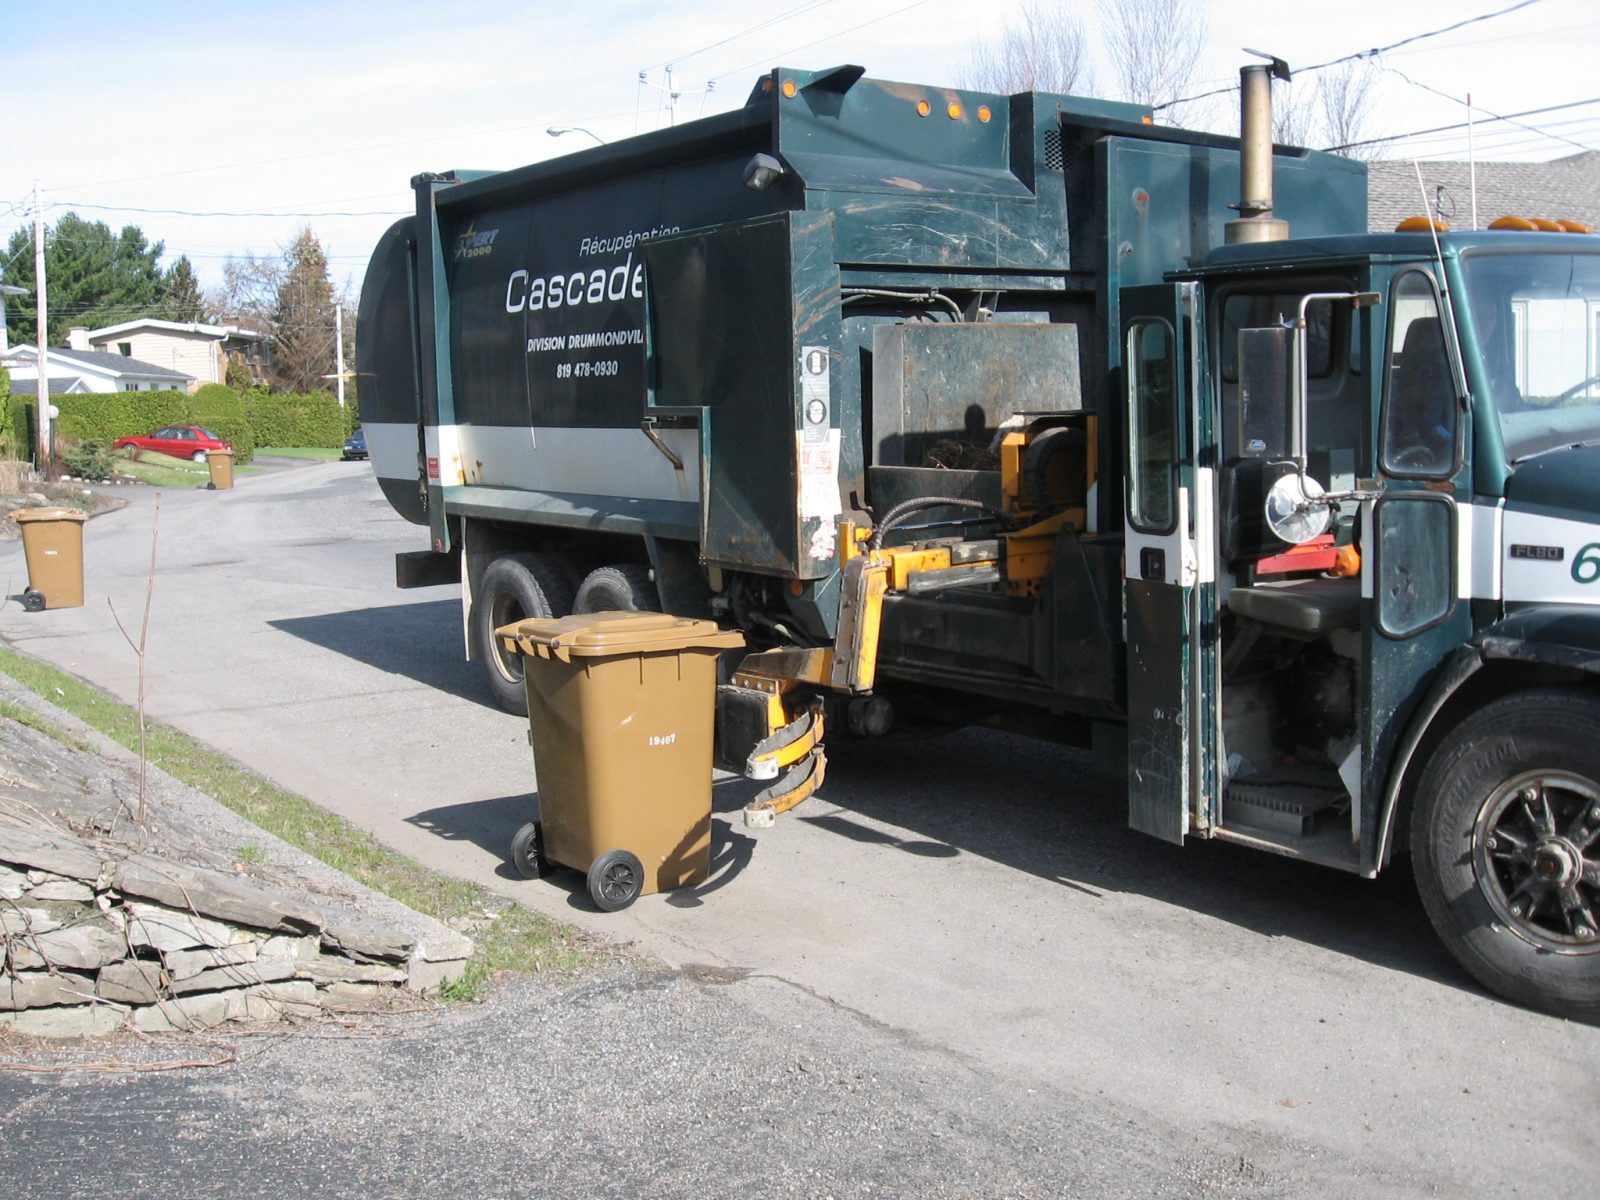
left=112, top=425, right=231, bottom=463
left=341, top=427, right=368, bottom=461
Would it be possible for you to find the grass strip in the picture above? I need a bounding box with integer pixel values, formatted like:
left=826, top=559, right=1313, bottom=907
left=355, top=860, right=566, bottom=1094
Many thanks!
left=0, top=645, right=612, bottom=995
left=255, top=447, right=343, bottom=461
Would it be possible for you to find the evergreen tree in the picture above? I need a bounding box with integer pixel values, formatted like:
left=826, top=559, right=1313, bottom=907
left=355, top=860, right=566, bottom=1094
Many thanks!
left=270, top=227, right=335, bottom=393
left=162, top=255, right=206, bottom=323
left=0, top=213, right=165, bottom=343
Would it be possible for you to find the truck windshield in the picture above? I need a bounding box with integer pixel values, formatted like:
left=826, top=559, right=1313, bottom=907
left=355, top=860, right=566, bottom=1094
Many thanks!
left=1461, top=250, right=1600, bottom=463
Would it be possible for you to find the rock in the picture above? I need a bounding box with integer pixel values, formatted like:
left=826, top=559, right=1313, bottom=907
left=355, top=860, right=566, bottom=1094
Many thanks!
left=27, top=878, right=96, bottom=902
left=123, top=901, right=243, bottom=952
left=97, top=960, right=167, bottom=1005
left=259, top=933, right=319, bottom=962
left=0, top=1001, right=128, bottom=1039
left=1, top=905, right=64, bottom=936
left=407, top=954, right=470, bottom=995
left=321, top=919, right=415, bottom=962
left=24, top=492, right=49, bottom=506
left=0, top=824, right=104, bottom=882
left=112, top=857, right=325, bottom=934
left=318, top=981, right=409, bottom=1010
left=230, top=979, right=319, bottom=1022
left=297, top=953, right=406, bottom=985
left=0, top=864, right=29, bottom=900
left=0, top=970, right=97, bottom=1011
left=130, top=992, right=231, bottom=1033
left=9, top=921, right=128, bottom=971
left=173, top=957, right=296, bottom=995
left=165, top=942, right=259, bottom=981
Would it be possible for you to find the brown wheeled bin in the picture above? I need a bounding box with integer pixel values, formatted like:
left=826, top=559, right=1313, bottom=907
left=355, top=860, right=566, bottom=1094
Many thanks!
left=497, top=610, right=743, bottom=910
left=206, top=448, right=235, bottom=490
left=14, top=508, right=87, bottom=611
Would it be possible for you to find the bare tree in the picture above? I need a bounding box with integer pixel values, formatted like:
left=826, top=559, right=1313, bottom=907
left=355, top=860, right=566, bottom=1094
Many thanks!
left=1319, top=62, right=1385, bottom=159
left=1272, top=79, right=1317, bottom=147
left=1095, top=0, right=1208, bottom=121
left=960, top=0, right=1093, bottom=95
left=206, top=254, right=282, bottom=334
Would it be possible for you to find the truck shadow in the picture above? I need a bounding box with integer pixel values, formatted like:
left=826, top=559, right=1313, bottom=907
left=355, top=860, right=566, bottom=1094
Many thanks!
left=269, top=600, right=491, bottom=707
left=814, top=725, right=1470, bottom=997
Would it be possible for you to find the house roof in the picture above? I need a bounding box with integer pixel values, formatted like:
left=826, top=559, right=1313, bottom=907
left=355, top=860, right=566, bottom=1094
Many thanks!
left=1367, top=150, right=1600, bottom=234
left=87, top=317, right=270, bottom=343
left=3, top=344, right=193, bottom=382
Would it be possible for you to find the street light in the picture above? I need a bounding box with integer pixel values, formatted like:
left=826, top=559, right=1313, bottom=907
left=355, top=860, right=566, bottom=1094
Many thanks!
left=547, top=125, right=606, bottom=146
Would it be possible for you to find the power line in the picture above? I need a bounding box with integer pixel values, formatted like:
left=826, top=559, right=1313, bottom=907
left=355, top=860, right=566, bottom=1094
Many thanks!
left=52, top=201, right=407, bottom=220
left=708, top=0, right=935, bottom=83
left=1329, top=94, right=1600, bottom=153
left=1375, top=65, right=1597, bottom=156
left=641, top=0, right=835, bottom=73
left=1154, top=0, right=1548, bottom=112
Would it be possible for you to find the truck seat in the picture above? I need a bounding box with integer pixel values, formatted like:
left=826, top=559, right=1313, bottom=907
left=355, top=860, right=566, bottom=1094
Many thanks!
left=1225, top=577, right=1361, bottom=637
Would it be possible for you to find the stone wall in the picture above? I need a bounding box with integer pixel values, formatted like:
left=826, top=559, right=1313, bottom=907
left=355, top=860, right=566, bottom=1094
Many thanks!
left=2, top=817, right=470, bottom=1039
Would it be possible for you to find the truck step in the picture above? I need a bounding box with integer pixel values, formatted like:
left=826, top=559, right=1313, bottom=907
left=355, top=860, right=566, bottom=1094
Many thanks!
left=1223, top=777, right=1344, bottom=837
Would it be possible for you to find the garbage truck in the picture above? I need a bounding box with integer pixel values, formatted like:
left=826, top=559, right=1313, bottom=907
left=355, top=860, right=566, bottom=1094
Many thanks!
left=356, top=61, right=1600, bottom=1022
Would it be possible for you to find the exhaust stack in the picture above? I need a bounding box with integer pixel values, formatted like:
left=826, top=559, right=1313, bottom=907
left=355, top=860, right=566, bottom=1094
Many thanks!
left=1226, top=57, right=1291, bottom=245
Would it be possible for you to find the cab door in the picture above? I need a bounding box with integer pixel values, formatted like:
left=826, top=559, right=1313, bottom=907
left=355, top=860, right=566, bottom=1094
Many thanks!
left=1121, top=283, right=1219, bottom=844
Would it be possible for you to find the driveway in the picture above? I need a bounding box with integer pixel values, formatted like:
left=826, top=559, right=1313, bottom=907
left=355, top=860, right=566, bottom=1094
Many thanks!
left=1, top=462, right=1594, bottom=1196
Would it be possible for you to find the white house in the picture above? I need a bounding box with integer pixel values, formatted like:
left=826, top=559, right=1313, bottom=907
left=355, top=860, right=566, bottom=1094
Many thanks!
left=0, top=343, right=193, bottom=396
left=79, top=319, right=271, bottom=391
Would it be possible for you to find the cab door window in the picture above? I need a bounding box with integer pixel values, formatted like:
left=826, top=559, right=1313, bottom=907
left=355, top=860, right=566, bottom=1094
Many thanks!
left=1127, top=319, right=1178, bottom=533
left=1381, top=271, right=1458, bottom=477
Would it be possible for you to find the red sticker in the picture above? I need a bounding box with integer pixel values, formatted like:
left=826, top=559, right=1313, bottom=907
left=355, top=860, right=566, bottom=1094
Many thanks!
left=427, top=456, right=440, bottom=480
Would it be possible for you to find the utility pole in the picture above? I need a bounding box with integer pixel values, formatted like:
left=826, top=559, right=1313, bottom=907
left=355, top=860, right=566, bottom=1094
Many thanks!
left=334, top=303, right=345, bottom=408
left=33, top=179, right=49, bottom=475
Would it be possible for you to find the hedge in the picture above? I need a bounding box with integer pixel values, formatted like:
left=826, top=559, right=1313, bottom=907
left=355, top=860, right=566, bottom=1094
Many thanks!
left=36, top=385, right=354, bottom=463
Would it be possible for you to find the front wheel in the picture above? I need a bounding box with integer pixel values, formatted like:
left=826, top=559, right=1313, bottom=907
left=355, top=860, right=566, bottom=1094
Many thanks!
left=191, top=451, right=207, bottom=463
left=1411, top=688, right=1600, bottom=1024
left=587, top=849, right=644, bottom=912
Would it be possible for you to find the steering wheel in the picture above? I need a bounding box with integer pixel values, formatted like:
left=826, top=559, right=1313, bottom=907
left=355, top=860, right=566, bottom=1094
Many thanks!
left=1550, top=372, right=1600, bottom=406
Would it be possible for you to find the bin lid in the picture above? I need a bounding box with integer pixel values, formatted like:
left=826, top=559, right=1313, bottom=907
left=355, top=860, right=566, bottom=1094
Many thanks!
left=209, top=448, right=234, bottom=457
left=498, top=610, right=745, bottom=658
left=13, top=507, right=87, bottom=524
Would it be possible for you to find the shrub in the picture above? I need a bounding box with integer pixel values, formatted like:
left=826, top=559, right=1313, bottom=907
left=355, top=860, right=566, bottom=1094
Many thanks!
left=54, top=390, right=189, bottom=441
left=244, top=389, right=347, bottom=448
left=190, top=383, right=255, bottom=465
left=58, top=440, right=116, bottom=482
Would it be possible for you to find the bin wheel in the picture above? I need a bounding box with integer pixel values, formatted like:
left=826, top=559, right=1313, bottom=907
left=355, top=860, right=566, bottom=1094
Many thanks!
left=21, top=589, right=45, bottom=613
left=587, top=849, right=644, bottom=912
left=510, top=821, right=550, bottom=880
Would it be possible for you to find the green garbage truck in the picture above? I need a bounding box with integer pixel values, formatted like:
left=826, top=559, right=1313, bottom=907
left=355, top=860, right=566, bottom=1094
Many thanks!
left=357, top=61, right=1600, bottom=1022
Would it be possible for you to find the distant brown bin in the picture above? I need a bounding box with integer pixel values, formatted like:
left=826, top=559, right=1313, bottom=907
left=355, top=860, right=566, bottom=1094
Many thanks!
left=14, top=507, right=87, bottom=611
left=206, top=448, right=235, bottom=490
left=498, top=610, right=744, bottom=911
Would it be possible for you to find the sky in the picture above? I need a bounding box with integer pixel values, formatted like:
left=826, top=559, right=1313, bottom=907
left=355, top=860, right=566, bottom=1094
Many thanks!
left=2, top=0, right=1595, bottom=312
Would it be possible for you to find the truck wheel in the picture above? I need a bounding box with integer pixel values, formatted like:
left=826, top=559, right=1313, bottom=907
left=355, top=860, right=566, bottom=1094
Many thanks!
left=587, top=849, right=645, bottom=912
left=472, top=552, right=576, bottom=715
left=1411, top=688, right=1600, bottom=1024
left=509, top=821, right=550, bottom=880
left=573, top=564, right=658, bottom=614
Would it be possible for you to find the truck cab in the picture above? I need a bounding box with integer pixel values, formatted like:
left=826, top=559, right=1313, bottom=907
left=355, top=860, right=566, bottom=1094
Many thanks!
left=1120, top=230, right=1600, bottom=1017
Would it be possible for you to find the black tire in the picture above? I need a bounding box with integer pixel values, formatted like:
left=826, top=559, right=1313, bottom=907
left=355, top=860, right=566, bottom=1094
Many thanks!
left=471, top=552, right=576, bottom=715
left=21, top=589, right=45, bottom=613
left=573, top=564, right=658, bottom=614
left=587, top=849, right=645, bottom=912
left=509, top=821, right=550, bottom=880
left=1411, top=687, right=1600, bottom=1024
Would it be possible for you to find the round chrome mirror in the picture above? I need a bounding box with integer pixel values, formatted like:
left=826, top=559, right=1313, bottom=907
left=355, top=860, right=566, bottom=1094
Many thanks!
left=1264, top=471, right=1331, bottom=545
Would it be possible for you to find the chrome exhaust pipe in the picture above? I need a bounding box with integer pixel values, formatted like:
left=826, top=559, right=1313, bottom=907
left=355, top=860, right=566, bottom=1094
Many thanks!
left=1226, top=58, right=1290, bottom=245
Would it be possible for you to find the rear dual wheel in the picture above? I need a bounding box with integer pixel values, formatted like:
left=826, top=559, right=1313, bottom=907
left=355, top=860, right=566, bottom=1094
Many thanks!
left=1412, top=688, right=1600, bottom=1024
left=471, top=552, right=576, bottom=715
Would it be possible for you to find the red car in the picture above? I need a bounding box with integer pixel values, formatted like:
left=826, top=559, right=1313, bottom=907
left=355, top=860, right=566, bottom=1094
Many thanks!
left=113, top=425, right=231, bottom=462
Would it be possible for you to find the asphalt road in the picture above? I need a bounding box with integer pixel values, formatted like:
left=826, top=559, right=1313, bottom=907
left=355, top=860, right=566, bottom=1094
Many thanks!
left=2, top=461, right=1596, bottom=1196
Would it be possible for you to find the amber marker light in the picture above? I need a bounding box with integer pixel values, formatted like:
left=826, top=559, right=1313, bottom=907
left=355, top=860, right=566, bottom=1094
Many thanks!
left=947, top=102, right=963, bottom=119
left=1490, top=216, right=1538, bottom=231
left=782, top=79, right=797, bottom=98
left=977, top=105, right=992, bottom=123
left=1396, top=216, right=1450, bottom=232
left=762, top=77, right=773, bottom=94
left=1558, top=219, right=1595, bottom=233
left=916, top=99, right=931, bottom=116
